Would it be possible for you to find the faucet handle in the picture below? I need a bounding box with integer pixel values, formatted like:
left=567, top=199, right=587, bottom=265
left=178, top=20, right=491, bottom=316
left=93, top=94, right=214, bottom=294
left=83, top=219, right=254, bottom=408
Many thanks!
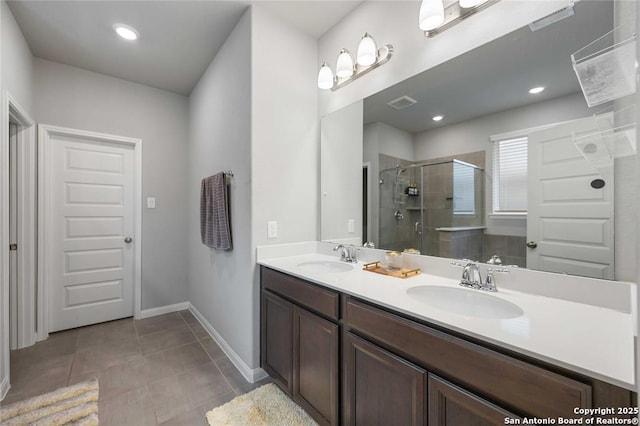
left=348, top=247, right=359, bottom=263
left=483, top=268, right=497, bottom=292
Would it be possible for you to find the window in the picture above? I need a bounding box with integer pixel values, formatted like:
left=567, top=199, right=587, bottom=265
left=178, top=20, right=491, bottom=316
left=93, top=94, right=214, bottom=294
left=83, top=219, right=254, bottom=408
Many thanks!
left=453, top=160, right=475, bottom=215
left=492, top=137, right=527, bottom=214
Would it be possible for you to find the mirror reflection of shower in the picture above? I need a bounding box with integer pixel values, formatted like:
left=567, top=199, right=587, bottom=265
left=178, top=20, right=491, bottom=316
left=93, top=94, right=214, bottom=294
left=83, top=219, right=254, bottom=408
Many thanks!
left=378, top=160, right=485, bottom=260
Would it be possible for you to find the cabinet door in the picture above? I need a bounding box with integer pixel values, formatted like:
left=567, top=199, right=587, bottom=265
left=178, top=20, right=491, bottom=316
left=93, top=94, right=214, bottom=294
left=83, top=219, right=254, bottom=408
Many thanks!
left=261, top=291, right=293, bottom=393
left=344, top=332, right=426, bottom=426
left=293, top=306, right=339, bottom=426
left=428, top=374, right=521, bottom=426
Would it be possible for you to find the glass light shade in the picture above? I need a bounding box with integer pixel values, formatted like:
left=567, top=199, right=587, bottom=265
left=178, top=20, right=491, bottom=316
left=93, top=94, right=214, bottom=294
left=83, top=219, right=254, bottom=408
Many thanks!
left=357, top=33, right=378, bottom=67
left=317, top=63, right=334, bottom=90
left=459, top=0, right=489, bottom=8
left=419, top=0, right=445, bottom=31
left=336, top=49, right=354, bottom=78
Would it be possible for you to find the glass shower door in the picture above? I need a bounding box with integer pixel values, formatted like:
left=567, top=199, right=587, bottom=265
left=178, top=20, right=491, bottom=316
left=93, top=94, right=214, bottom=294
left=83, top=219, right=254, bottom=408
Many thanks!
left=378, top=166, right=423, bottom=253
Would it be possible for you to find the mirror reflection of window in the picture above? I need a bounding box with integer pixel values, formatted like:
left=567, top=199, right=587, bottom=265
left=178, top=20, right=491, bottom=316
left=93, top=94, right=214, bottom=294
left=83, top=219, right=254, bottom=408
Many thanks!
left=452, top=161, right=475, bottom=215
left=492, top=137, right=528, bottom=215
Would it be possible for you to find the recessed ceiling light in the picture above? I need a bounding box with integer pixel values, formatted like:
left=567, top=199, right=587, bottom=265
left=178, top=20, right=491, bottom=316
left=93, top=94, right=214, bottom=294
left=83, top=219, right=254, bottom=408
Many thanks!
left=529, top=86, right=545, bottom=94
left=432, top=115, right=444, bottom=122
left=114, top=24, right=139, bottom=41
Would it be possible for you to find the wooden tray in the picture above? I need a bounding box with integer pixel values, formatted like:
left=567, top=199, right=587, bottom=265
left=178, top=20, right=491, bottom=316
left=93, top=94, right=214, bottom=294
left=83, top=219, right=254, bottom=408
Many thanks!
left=362, top=261, right=420, bottom=279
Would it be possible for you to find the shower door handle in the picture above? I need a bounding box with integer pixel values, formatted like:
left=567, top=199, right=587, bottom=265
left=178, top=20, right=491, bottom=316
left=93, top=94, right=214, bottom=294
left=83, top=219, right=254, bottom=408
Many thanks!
left=414, top=222, right=422, bottom=235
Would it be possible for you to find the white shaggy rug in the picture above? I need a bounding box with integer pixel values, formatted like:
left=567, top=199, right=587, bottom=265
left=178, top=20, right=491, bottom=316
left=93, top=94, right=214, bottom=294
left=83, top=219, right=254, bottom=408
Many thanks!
left=206, top=384, right=318, bottom=426
left=0, top=379, right=99, bottom=425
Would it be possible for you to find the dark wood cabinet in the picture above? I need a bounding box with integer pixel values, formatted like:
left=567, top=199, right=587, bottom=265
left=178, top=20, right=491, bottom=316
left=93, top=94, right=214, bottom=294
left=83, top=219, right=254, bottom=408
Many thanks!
left=260, top=266, right=635, bottom=426
left=261, top=290, right=293, bottom=393
left=344, top=332, right=426, bottom=426
left=261, top=268, right=340, bottom=425
left=293, top=306, right=339, bottom=426
left=428, top=374, right=520, bottom=426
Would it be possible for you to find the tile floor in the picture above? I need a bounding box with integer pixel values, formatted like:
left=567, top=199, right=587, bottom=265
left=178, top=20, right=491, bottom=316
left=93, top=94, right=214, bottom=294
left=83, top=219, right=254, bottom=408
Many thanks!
left=1, top=310, right=272, bottom=425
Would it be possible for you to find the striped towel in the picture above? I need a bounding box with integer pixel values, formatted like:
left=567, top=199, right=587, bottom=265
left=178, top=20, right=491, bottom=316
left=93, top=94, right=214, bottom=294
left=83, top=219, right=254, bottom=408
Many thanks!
left=200, top=173, right=232, bottom=250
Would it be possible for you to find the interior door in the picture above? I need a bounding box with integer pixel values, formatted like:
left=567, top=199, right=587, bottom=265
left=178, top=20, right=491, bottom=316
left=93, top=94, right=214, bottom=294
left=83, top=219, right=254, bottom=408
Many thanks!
left=9, top=123, right=18, bottom=348
left=527, top=116, right=614, bottom=279
left=48, top=130, right=135, bottom=332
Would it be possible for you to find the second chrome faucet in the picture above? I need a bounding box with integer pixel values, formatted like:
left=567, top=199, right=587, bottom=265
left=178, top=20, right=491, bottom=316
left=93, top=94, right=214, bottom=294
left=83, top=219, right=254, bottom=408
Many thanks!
left=333, top=244, right=358, bottom=263
left=459, top=262, right=497, bottom=292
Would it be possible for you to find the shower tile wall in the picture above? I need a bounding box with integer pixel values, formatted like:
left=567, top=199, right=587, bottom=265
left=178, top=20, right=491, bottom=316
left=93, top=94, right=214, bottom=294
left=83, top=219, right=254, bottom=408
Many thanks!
left=423, top=162, right=453, bottom=256
left=378, top=151, right=486, bottom=256
left=439, top=229, right=484, bottom=261
left=483, top=234, right=527, bottom=267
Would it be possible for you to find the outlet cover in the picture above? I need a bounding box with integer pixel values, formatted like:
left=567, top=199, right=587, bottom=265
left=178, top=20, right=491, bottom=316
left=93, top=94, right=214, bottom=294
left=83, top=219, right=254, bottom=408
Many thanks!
left=267, top=221, right=278, bottom=239
left=147, top=197, right=156, bottom=209
left=348, top=219, right=355, bottom=233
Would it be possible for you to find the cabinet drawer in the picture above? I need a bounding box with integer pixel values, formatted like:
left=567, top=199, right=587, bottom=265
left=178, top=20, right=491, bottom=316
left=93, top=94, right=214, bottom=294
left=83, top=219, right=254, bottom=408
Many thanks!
left=345, top=297, right=592, bottom=418
left=262, top=267, right=340, bottom=321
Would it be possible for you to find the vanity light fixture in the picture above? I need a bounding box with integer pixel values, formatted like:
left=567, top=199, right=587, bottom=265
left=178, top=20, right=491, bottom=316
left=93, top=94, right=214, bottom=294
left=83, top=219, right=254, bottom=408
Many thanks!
left=421, top=0, right=500, bottom=37
left=419, top=0, right=445, bottom=31
left=317, top=33, right=394, bottom=91
left=529, top=86, right=545, bottom=94
left=114, top=24, right=139, bottom=41
left=357, top=33, right=378, bottom=66
left=317, top=63, right=335, bottom=90
left=459, top=0, right=489, bottom=8
left=336, top=49, right=355, bottom=78
left=432, top=115, right=444, bottom=121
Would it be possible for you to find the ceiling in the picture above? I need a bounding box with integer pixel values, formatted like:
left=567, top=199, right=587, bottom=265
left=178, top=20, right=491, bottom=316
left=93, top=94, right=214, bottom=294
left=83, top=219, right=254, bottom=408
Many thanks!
left=8, top=0, right=362, bottom=95
left=364, top=0, right=613, bottom=134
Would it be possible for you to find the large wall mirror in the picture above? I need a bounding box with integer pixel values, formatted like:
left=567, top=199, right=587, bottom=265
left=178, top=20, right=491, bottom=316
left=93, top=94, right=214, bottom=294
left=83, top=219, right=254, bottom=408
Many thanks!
left=320, top=0, right=638, bottom=282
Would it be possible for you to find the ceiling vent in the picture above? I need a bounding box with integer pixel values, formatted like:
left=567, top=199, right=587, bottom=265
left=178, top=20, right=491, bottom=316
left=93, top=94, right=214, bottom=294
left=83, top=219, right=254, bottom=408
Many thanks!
left=387, top=96, right=418, bottom=110
left=528, top=5, right=575, bottom=32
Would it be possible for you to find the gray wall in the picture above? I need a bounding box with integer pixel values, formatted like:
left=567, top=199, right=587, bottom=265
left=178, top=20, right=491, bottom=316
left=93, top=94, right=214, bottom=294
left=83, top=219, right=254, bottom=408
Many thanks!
left=1, top=0, right=32, bottom=112
left=321, top=100, right=363, bottom=243
left=187, top=9, right=253, bottom=367
left=251, top=4, right=318, bottom=249
left=33, top=58, right=190, bottom=310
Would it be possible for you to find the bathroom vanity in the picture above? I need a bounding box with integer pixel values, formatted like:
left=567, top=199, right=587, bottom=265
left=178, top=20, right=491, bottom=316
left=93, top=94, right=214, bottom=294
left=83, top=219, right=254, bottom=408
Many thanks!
left=259, top=254, right=636, bottom=426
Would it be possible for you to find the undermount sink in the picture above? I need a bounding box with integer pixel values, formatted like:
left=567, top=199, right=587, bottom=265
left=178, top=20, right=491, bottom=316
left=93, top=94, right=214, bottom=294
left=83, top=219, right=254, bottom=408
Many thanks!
left=297, top=260, right=353, bottom=273
left=406, top=285, right=524, bottom=319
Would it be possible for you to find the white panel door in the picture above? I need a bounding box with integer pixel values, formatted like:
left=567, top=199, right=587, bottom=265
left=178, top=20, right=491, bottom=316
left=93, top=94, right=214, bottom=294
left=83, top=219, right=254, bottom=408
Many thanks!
left=48, top=134, right=135, bottom=332
left=527, top=116, right=614, bottom=279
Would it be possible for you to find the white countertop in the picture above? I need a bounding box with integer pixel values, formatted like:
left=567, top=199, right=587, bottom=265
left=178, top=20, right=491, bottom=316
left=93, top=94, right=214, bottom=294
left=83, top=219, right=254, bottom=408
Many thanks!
left=258, top=253, right=636, bottom=391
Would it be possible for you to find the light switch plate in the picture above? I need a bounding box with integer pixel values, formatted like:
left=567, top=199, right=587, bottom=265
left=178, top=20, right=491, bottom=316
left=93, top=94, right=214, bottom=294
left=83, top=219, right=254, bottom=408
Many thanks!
left=147, top=197, right=156, bottom=209
left=348, top=219, right=355, bottom=233
left=267, top=221, right=278, bottom=239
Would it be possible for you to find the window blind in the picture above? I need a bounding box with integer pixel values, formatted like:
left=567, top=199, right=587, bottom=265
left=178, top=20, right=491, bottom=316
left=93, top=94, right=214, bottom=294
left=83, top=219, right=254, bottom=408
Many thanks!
left=453, top=161, right=475, bottom=214
left=492, top=137, right=528, bottom=213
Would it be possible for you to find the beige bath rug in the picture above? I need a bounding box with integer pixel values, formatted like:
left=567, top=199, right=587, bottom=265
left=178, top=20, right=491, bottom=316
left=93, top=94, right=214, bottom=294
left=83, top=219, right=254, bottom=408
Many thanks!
left=206, top=383, right=317, bottom=426
left=0, top=379, right=99, bottom=425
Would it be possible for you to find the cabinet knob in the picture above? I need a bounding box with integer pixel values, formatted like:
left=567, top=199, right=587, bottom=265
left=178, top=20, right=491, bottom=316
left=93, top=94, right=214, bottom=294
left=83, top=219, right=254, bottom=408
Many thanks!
left=124, top=237, right=133, bottom=244
left=526, top=241, right=537, bottom=249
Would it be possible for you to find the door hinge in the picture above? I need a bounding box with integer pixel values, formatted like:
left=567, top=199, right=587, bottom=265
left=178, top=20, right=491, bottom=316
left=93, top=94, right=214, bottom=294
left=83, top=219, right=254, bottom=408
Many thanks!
left=9, top=244, right=17, bottom=251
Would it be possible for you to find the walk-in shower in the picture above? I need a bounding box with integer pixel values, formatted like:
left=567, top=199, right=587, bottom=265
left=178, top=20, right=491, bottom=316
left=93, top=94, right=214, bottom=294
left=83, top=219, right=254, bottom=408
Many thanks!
left=378, top=160, right=485, bottom=259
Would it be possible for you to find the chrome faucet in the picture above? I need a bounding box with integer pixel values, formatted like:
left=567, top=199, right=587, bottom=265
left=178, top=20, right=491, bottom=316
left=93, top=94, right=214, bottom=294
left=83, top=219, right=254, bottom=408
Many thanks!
left=460, top=263, right=483, bottom=289
left=459, top=262, right=498, bottom=292
left=333, top=244, right=358, bottom=263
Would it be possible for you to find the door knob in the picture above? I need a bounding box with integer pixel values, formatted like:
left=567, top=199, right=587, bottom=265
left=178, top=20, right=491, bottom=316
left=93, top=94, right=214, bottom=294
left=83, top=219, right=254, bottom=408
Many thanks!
left=124, top=237, right=133, bottom=244
left=526, top=241, right=537, bottom=249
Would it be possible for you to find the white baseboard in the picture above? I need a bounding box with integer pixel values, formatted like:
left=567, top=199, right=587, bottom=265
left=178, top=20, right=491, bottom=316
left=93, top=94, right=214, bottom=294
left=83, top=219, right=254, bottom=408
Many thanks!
left=188, top=303, right=267, bottom=384
left=136, top=302, right=190, bottom=320
left=0, top=376, right=10, bottom=401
